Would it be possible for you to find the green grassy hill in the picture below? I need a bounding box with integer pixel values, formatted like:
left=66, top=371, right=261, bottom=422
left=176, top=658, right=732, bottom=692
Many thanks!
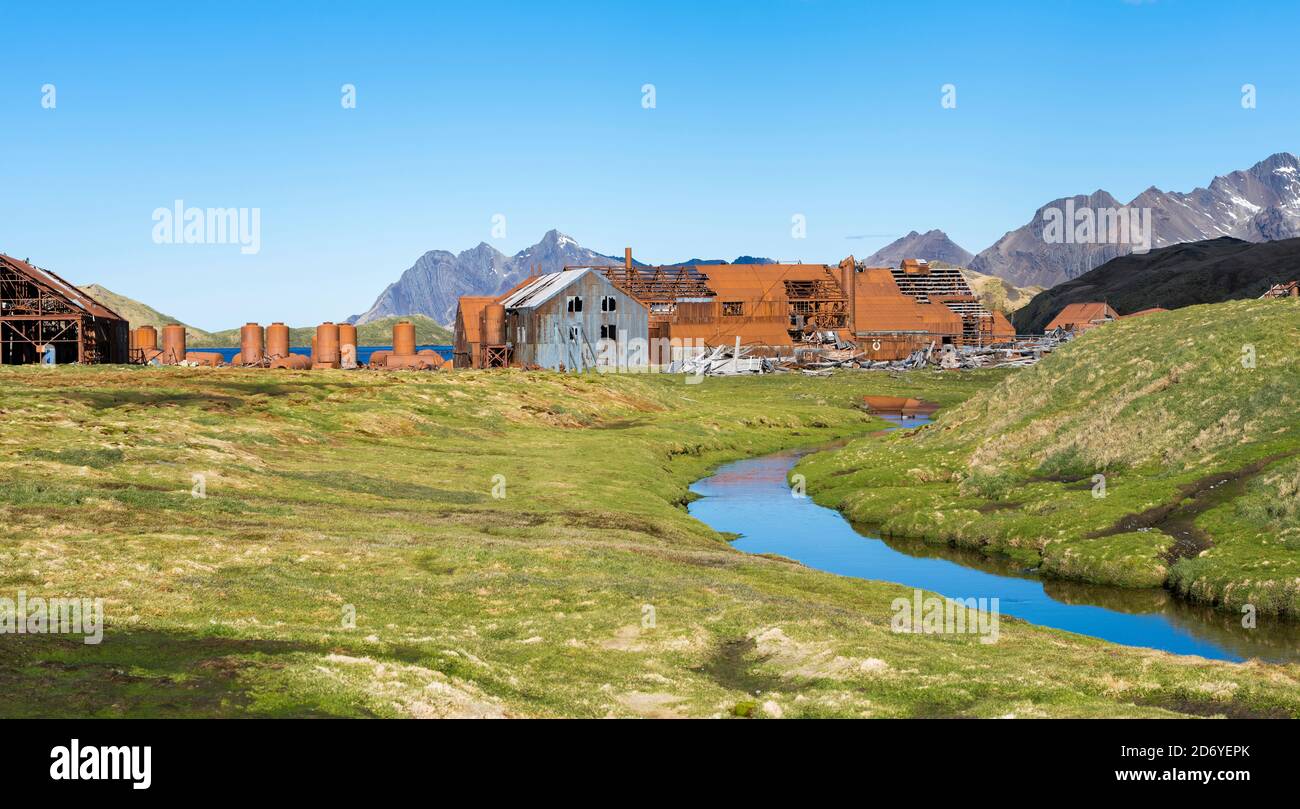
left=77, top=285, right=452, bottom=347
left=199, top=315, right=451, bottom=348
left=801, top=297, right=1300, bottom=614
left=79, top=284, right=214, bottom=343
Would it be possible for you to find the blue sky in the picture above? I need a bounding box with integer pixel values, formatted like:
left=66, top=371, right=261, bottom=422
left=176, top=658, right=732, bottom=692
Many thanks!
left=1, top=0, right=1296, bottom=329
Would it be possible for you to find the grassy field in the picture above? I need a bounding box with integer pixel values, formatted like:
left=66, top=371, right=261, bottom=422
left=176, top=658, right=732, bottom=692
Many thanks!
left=800, top=298, right=1300, bottom=615
left=1, top=363, right=1298, bottom=718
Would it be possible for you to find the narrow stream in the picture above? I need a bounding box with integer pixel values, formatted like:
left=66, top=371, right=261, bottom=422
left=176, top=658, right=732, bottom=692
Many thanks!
left=688, top=414, right=1300, bottom=663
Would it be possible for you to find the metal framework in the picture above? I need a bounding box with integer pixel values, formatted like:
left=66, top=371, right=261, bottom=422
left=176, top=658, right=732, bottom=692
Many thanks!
left=784, top=271, right=849, bottom=335
left=597, top=265, right=714, bottom=322
left=482, top=344, right=511, bottom=368
left=0, top=254, right=128, bottom=365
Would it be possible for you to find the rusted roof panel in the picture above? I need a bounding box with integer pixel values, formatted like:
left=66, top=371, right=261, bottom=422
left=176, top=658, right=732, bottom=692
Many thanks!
left=0, top=253, right=125, bottom=321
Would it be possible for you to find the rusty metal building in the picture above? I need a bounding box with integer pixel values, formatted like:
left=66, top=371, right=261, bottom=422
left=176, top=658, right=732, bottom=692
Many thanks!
left=453, top=248, right=1015, bottom=367
left=0, top=253, right=128, bottom=365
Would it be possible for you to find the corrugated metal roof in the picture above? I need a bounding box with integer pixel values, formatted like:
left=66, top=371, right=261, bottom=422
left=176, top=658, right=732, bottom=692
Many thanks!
left=499, top=268, right=596, bottom=309
left=0, top=253, right=125, bottom=321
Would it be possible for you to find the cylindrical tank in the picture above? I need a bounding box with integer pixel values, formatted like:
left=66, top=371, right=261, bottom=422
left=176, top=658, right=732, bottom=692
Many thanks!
left=231, top=352, right=243, bottom=365
left=338, top=323, right=358, bottom=369
left=239, top=323, right=264, bottom=366
left=266, top=322, right=290, bottom=359
left=484, top=304, right=506, bottom=345
left=367, top=350, right=392, bottom=369
left=310, top=335, right=318, bottom=365
left=161, top=325, right=186, bottom=364
left=316, top=322, right=340, bottom=366
left=393, top=320, right=416, bottom=356
left=137, top=325, right=158, bottom=351
left=338, top=323, right=357, bottom=351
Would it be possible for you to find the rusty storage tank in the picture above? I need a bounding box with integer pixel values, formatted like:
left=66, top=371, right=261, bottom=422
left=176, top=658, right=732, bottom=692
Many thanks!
left=393, top=320, right=416, bottom=356
left=483, top=303, right=506, bottom=345
left=310, top=335, right=318, bottom=365
left=137, top=325, right=158, bottom=351
left=338, top=323, right=358, bottom=369
left=270, top=354, right=311, bottom=370
left=231, top=352, right=243, bottom=365
left=161, top=324, right=186, bottom=364
left=338, top=323, right=358, bottom=351
left=367, top=350, right=392, bottom=369
left=316, top=322, right=340, bottom=367
left=238, top=323, right=264, bottom=366
left=266, top=322, right=290, bottom=359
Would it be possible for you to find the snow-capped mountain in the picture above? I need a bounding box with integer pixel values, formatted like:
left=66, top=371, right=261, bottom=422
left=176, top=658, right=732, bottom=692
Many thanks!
left=971, top=152, right=1300, bottom=288
left=351, top=230, right=624, bottom=326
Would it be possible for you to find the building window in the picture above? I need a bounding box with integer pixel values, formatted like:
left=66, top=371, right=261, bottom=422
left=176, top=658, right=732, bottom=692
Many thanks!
left=600, top=295, right=617, bottom=312
left=568, top=325, right=579, bottom=342
left=567, top=296, right=583, bottom=313
left=722, top=301, right=744, bottom=316
left=600, top=324, right=618, bottom=340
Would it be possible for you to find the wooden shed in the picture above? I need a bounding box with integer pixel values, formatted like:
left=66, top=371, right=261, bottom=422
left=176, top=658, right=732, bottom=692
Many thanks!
left=0, top=253, right=128, bottom=365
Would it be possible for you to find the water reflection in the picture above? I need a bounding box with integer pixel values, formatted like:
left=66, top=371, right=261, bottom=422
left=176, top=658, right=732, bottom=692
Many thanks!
left=687, top=415, right=1300, bottom=663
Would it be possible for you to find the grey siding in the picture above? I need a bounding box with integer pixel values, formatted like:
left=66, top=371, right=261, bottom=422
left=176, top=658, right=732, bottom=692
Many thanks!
left=506, top=271, right=648, bottom=371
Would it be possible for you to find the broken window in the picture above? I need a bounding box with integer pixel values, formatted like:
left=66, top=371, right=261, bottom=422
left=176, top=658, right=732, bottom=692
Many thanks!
left=600, top=324, right=618, bottom=340
left=722, top=301, right=744, bottom=316
left=600, top=295, right=617, bottom=312
left=568, top=325, right=579, bottom=342
left=567, top=296, right=583, bottom=313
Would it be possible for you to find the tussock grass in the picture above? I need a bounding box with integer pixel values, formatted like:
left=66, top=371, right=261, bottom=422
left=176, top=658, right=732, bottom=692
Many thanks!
left=800, top=299, right=1300, bottom=614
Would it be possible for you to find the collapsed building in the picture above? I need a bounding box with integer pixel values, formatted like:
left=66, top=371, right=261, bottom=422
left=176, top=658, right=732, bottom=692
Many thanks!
left=0, top=253, right=128, bottom=365
left=1261, top=281, right=1300, bottom=299
left=453, top=250, right=1015, bottom=368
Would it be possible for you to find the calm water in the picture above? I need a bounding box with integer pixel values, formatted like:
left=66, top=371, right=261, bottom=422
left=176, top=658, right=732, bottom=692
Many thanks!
left=192, top=345, right=453, bottom=364
left=688, top=414, right=1300, bottom=663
